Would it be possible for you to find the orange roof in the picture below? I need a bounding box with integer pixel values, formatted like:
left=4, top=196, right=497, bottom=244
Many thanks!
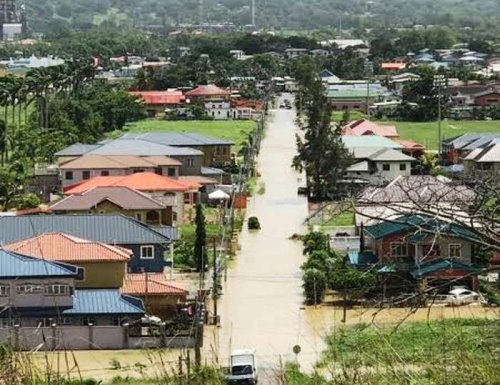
left=4, top=232, right=131, bottom=262
left=342, top=119, right=399, bottom=138
left=64, top=172, right=201, bottom=194
left=185, top=85, right=230, bottom=97
left=129, top=90, right=185, bottom=105
left=122, top=273, right=188, bottom=295
left=381, top=62, right=407, bottom=70
left=397, top=139, right=426, bottom=150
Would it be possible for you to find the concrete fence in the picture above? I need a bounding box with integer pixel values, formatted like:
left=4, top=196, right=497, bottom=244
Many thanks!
left=0, top=326, right=196, bottom=351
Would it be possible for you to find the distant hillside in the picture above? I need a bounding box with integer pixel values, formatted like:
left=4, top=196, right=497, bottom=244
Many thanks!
left=23, top=0, right=500, bottom=33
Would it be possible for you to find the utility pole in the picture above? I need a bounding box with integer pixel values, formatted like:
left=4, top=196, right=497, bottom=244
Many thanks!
left=364, top=60, right=373, bottom=117
left=212, top=238, right=218, bottom=325
left=251, top=0, right=256, bottom=27
left=434, top=74, right=446, bottom=155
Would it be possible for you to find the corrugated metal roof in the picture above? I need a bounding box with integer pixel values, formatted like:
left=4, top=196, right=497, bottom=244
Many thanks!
left=129, top=90, right=185, bottom=105
left=410, top=258, right=479, bottom=278
left=63, top=289, right=145, bottom=315
left=51, top=186, right=168, bottom=211
left=327, top=89, right=383, bottom=99
left=185, top=85, right=230, bottom=96
left=201, top=167, right=224, bottom=175
left=54, top=143, right=100, bottom=157
left=0, top=215, right=172, bottom=245
left=122, top=273, right=188, bottom=295
left=120, top=132, right=234, bottom=146
left=4, top=232, right=132, bottom=262
left=363, top=214, right=481, bottom=242
left=342, top=119, right=399, bottom=137
left=342, top=136, right=403, bottom=149
left=368, top=148, right=415, bottom=162
left=60, top=154, right=181, bottom=170
left=88, top=140, right=203, bottom=156
left=0, top=249, right=78, bottom=278
left=464, top=142, right=500, bottom=162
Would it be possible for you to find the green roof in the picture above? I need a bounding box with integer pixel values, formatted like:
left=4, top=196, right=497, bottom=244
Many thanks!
left=410, top=258, right=480, bottom=278
left=327, top=89, right=383, bottom=99
left=364, top=215, right=482, bottom=242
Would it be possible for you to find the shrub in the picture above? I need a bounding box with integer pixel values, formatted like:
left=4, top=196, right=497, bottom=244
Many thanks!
left=302, top=268, right=327, bottom=304
left=248, top=216, right=261, bottom=230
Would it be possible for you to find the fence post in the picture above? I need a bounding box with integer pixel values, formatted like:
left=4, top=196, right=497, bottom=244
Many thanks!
left=122, top=323, right=129, bottom=349
left=51, top=324, right=57, bottom=351
left=13, top=325, right=20, bottom=351
left=88, top=324, right=94, bottom=350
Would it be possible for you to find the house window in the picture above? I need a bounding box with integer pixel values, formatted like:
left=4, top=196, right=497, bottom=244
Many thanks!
left=140, top=245, right=154, bottom=259
left=154, top=167, right=163, bottom=175
left=399, top=163, right=407, bottom=171
left=81, top=317, right=96, bottom=326
left=0, top=319, right=14, bottom=328
left=422, top=244, right=441, bottom=257
left=449, top=244, right=462, bottom=258
left=45, top=284, right=70, bottom=296
left=101, top=170, right=110, bottom=176
left=17, top=284, right=44, bottom=294
left=0, top=285, right=10, bottom=297
left=168, top=167, right=176, bottom=177
left=112, top=317, right=128, bottom=326
left=390, top=242, right=408, bottom=257
left=185, top=158, right=194, bottom=167
left=82, top=171, right=91, bottom=180
left=135, top=213, right=144, bottom=222
left=382, top=164, right=390, bottom=171
left=65, top=171, right=73, bottom=180
left=76, top=267, right=85, bottom=281
left=133, top=169, right=145, bottom=173
left=60, top=317, right=73, bottom=326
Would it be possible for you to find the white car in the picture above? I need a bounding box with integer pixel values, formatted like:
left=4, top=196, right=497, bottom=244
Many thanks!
left=447, top=288, right=480, bottom=306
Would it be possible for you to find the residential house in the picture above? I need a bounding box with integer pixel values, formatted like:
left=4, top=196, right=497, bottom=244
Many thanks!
left=345, top=147, right=414, bottom=185
left=396, top=139, right=426, bottom=158
left=380, top=61, right=407, bottom=72
left=363, top=214, right=482, bottom=291
left=311, top=49, right=330, bottom=57
left=3, top=232, right=130, bottom=289
left=342, top=135, right=403, bottom=150
left=327, top=89, right=384, bottom=111
left=342, top=119, right=399, bottom=138
left=463, top=142, right=500, bottom=176
left=128, top=90, right=186, bottom=117
left=284, top=48, right=309, bottom=58
left=185, top=84, right=231, bottom=103
left=118, top=132, right=234, bottom=167
left=0, top=214, right=176, bottom=273
left=320, top=69, right=340, bottom=84
left=122, top=273, right=188, bottom=318
left=55, top=140, right=204, bottom=177
left=58, top=154, right=182, bottom=189
left=62, top=173, right=202, bottom=222
left=389, top=72, right=420, bottom=91
left=205, top=99, right=232, bottom=120
left=0, top=249, right=145, bottom=327
left=320, top=39, right=367, bottom=50
left=49, top=186, right=179, bottom=225
left=441, top=133, right=500, bottom=163
left=473, top=89, right=500, bottom=107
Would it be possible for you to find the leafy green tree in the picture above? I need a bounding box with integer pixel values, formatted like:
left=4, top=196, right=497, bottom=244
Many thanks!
left=302, top=231, right=330, bottom=255
left=194, top=203, right=207, bottom=272
left=302, top=268, right=327, bottom=305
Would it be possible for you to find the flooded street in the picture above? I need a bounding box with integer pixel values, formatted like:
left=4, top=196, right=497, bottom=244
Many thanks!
left=213, top=96, right=322, bottom=374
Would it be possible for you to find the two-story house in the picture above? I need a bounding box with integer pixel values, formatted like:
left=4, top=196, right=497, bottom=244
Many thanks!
left=184, top=84, right=231, bottom=103
left=463, top=142, right=500, bottom=176
left=58, top=154, right=182, bottom=189
left=0, top=214, right=176, bottom=273
left=363, top=214, right=482, bottom=291
left=0, top=249, right=145, bottom=328
left=4, top=232, right=131, bottom=289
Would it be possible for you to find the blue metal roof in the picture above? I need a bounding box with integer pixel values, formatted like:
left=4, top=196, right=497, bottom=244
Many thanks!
left=63, top=289, right=145, bottom=315
left=0, top=214, right=172, bottom=245
left=54, top=143, right=100, bottom=157
left=410, top=258, right=480, bottom=279
left=0, top=249, right=78, bottom=278
left=364, top=215, right=481, bottom=242
left=89, top=139, right=203, bottom=156
left=120, top=132, right=234, bottom=146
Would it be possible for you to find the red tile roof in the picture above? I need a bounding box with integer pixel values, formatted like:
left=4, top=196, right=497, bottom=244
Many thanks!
left=64, top=172, right=201, bottom=194
left=342, top=119, right=399, bottom=138
left=185, top=85, right=230, bottom=97
left=122, top=273, right=188, bottom=295
left=381, top=62, right=407, bottom=70
left=129, top=90, right=185, bottom=105
left=4, top=232, right=131, bottom=262
left=397, top=139, right=426, bottom=150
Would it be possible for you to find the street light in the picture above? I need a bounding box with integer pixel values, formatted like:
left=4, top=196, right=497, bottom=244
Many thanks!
left=433, top=74, right=446, bottom=154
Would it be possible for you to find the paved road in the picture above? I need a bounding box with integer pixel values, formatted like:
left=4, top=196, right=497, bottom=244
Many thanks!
left=212, top=95, right=326, bottom=380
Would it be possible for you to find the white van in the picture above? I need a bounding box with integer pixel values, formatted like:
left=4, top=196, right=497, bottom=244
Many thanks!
left=225, top=349, right=258, bottom=384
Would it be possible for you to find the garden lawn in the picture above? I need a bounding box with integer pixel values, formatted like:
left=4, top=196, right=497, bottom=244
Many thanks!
left=123, top=119, right=256, bottom=150
left=385, top=119, right=500, bottom=150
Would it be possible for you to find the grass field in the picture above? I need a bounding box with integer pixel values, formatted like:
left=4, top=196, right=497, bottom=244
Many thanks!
left=331, top=111, right=500, bottom=150
left=123, top=119, right=257, bottom=149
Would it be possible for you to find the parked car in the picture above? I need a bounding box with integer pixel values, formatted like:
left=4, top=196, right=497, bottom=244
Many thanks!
left=447, top=288, right=480, bottom=306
